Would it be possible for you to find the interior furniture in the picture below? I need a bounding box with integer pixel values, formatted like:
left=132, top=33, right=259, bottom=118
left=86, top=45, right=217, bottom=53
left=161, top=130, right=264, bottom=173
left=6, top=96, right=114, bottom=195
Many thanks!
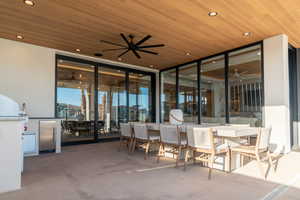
left=119, top=123, right=133, bottom=153
left=157, top=124, right=187, bottom=167
left=132, top=123, right=160, bottom=159
left=185, top=127, right=230, bottom=180
left=230, top=127, right=273, bottom=179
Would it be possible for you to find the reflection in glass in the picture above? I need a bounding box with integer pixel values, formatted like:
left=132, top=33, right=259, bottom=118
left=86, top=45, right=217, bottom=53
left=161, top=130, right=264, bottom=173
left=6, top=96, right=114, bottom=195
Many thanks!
left=56, top=60, right=95, bottom=143
left=178, top=63, right=198, bottom=123
left=129, top=73, right=152, bottom=122
left=98, top=68, right=126, bottom=137
left=228, top=45, right=262, bottom=127
left=200, top=55, right=226, bottom=124
left=161, top=68, right=177, bottom=122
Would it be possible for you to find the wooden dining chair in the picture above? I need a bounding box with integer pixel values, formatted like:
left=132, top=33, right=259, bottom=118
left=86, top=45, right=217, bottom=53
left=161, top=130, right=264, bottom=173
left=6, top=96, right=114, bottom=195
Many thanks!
left=184, top=127, right=230, bottom=180
left=157, top=124, right=187, bottom=167
left=230, top=127, right=273, bottom=179
left=132, top=123, right=160, bottom=159
left=119, top=123, right=133, bottom=153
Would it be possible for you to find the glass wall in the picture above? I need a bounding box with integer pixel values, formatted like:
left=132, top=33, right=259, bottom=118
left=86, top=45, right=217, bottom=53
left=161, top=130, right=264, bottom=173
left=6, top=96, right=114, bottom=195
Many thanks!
left=56, top=56, right=155, bottom=144
left=200, top=55, right=226, bottom=124
left=56, top=60, right=95, bottom=143
left=228, top=45, right=262, bottom=127
left=160, top=42, right=263, bottom=127
left=98, top=68, right=127, bottom=138
left=161, top=68, right=177, bottom=122
left=128, top=73, right=152, bottom=122
left=178, top=63, right=198, bottom=123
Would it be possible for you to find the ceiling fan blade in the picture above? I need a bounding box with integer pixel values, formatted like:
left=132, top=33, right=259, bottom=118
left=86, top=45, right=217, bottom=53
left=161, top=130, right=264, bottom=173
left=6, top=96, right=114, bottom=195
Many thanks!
left=100, top=40, right=127, bottom=48
left=132, top=49, right=141, bottom=59
left=135, top=35, right=152, bottom=46
left=138, top=44, right=165, bottom=49
left=120, top=33, right=131, bottom=47
left=118, top=49, right=130, bottom=57
left=240, top=71, right=249, bottom=75
left=102, top=48, right=127, bottom=52
left=137, top=49, right=158, bottom=55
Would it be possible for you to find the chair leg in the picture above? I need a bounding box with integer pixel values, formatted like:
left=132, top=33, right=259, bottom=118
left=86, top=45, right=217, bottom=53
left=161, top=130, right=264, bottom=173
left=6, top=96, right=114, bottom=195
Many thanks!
left=193, top=150, right=196, bottom=165
left=157, top=143, right=163, bottom=163
left=267, top=150, right=274, bottom=171
left=118, top=136, right=123, bottom=152
left=184, top=148, right=190, bottom=171
left=255, top=153, right=266, bottom=179
left=128, top=138, right=133, bottom=154
left=208, top=154, right=215, bottom=180
left=131, top=139, right=137, bottom=153
left=226, top=150, right=231, bottom=173
left=176, top=146, right=182, bottom=168
left=144, top=141, right=150, bottom=160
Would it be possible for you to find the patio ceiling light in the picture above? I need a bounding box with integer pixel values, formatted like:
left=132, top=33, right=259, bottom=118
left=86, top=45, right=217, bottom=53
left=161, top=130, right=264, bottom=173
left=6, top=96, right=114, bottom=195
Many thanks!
left=16, top=35, right=24, bottom=40
left=208, top=11, right=218, bottom=17
left=185, top=52, right=191, bottom=56
left=243, top=32, right=252, bottom=37
left=24, top=0, right=35, bottom=6
left=76, top=49, right=80, bottom=52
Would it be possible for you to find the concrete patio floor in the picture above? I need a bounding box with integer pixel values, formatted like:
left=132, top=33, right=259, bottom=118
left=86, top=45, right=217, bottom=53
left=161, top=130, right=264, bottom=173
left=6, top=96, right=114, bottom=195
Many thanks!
left=1, top=142, right=300, bottom=200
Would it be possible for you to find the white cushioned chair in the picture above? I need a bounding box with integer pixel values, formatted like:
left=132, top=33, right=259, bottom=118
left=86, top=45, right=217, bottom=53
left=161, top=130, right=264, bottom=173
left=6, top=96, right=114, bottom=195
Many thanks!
left=184, top=127, right=230, bottom=179
left=157, top=124, right=187, bottom=167
left=132, top=123, right=160, bottom=159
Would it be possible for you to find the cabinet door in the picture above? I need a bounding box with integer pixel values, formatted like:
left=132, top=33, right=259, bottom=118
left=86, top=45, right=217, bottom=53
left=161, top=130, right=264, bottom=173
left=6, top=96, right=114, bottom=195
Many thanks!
left=23, top=134, right=36, bottom=154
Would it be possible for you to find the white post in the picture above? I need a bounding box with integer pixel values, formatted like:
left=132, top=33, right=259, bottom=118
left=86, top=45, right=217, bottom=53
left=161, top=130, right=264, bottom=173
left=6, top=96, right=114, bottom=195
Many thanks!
left=263, top=34, right=291, bottom=153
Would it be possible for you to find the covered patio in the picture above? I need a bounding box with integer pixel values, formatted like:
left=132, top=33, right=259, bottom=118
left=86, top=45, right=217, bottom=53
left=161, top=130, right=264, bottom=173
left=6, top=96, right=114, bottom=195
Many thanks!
left=1, top=1, right=300, bottom=199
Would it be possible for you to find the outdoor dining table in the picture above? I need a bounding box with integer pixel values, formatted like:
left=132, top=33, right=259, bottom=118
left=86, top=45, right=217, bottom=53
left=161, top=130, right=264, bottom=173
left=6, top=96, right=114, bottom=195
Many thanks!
left=130, top=122, right=258, bottom=171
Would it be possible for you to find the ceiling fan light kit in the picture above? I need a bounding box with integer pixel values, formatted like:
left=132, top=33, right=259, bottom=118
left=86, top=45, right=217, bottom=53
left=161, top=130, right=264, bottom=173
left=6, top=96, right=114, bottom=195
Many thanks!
left=101, top=33, right=165, bottom=59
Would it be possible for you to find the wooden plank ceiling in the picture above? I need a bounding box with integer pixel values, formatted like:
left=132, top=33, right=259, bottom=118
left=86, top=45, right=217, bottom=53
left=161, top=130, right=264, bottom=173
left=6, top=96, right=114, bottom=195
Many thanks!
left=0, top=0, right=300, bottom=70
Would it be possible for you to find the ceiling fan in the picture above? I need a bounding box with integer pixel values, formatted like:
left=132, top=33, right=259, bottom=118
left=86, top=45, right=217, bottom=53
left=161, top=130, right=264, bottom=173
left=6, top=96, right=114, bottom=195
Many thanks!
left=100, top=33, right=165, bottom=59
left=231, top=69, right=249, bottom=80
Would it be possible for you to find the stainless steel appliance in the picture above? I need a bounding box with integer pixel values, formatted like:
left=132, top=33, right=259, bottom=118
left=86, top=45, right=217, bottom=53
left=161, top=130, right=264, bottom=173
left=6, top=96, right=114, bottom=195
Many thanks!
left=39, top=121, right=57, bottom=152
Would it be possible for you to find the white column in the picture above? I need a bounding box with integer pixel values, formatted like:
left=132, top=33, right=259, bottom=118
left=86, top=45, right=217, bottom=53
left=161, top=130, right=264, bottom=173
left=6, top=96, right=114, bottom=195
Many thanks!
left=263, top=34, right=291, bottom=153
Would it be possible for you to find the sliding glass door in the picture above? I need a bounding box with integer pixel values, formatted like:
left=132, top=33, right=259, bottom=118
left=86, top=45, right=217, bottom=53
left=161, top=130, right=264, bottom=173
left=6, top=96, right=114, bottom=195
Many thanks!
left=98, top=67, right=127, bottom=138
left=56, top=60, right=96, bottom=143
left=56, top=55, right=155, bottom=144
left=200, top=55, right=226, bottom=124
left=128, top=73, right=152, bottom=122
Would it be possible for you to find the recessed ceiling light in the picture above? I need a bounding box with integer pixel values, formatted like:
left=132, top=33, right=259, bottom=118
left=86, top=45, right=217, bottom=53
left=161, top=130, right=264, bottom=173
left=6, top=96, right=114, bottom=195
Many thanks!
left=117, top=57, right=122, bottom=61
left=149, top=65, right=154, bottom=68
left=243, top=32, right=252, bottom=37
left=186, top=52, right=191, bottom=56
left=208, top=11, right=218, bottom=17
left=76, top=49, right=80, bottom=52
left=94, top=53, right=103, bottom=57
left=212, top=61, right=216, bottom=64
left=16, top=35, right=23, bottom=40
left=257, top=52, right=261, bottom=56
left=24, top=0, right=35, bottom=6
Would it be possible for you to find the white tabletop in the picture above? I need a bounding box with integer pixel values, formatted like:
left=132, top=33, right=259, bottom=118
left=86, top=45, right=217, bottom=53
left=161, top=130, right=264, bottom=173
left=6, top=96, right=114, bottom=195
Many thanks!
left=130, top=123, right=258, bottom=138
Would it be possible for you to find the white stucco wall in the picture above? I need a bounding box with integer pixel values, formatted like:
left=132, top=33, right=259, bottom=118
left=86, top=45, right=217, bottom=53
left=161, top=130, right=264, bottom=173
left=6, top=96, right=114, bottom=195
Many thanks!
left=0, top=38, right=158, bottom=118
left=263, top=34, right=291, bottom=153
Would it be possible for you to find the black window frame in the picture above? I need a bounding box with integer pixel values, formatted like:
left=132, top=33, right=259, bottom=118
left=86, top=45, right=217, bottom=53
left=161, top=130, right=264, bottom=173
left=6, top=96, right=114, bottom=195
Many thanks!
left=159, top=41, right=264, bottom=124
left=55, top=54, right=156, bottom=142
